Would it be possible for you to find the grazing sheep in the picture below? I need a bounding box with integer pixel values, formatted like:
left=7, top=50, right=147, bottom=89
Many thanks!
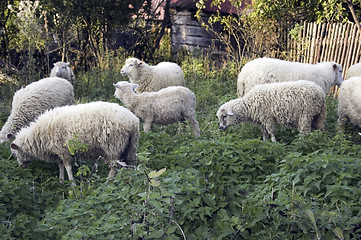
left=50, top=61, right=75, bottom=83
left=0, top=77, right=74, bottom=143
left=338, top=77, right=361, bottom=129
left=236, top=57, right=343, bottom=97
left=10, top=101, right=140, bottom=183
left=218, top=80, right=326, bottom=142
left=114, top=81, right=200, bottom=137
left=345, top=62, right=361, bottom=79
left=120, top=57, right=186, bottom=93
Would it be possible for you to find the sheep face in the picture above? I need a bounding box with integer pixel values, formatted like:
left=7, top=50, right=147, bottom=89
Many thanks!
left=217, top=100, right=247, bottom=130
left=217, top=109, right=235, bottom=130
left=10, top=143, right=32, bottom=168
left=120, top=58, right=145, bottom=79
left=51, top=62, right=75, bottom=83
left=334, top=63, right=344, bottom=87
left=113, top=81, right=138, bottom=101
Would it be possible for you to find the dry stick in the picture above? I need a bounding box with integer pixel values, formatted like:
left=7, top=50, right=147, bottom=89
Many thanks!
left=319, top=22, right=329, bottom=62
left=349, top=25, right=358, bottom=67
left=341, top=23, right=351, bottom=77
left=310, top=22, right=317, bottom=64
left=345, top=25, right=357, bottom=77
left=336, top=23, right=344, bottom=64
left=306, top=22, right=311, bottom=63
left=313, top=23, right=322, bottom=64
left=324, top=23, right=333, bottom=62
left=353, top=32, right=361, bottom=66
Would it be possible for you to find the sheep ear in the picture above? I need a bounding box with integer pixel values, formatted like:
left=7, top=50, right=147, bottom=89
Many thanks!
left=53, top=63, right=56, bottom=67
left=66, top=62, right=70, bottom=66
left=137, top=60, right=144, bottom=66
left=113, top=83, right=121, bottom=89
left=10, top=143, right=19, bottom=150
left=131, top=83, right=139, bottom=90
left=227, top=110, right=234, bottom=116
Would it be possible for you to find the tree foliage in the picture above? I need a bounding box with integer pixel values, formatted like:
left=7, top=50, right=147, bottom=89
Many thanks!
left=195, top=0, right=361, bottom=60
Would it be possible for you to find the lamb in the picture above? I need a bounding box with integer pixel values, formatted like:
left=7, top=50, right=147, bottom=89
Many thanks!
left=236, top=57, right=343, bottom=97
left=50, top=61, right=75, bottom=83
left=345, top=62, right=361, bottom=79
left=337, top=76, right=361, bottom=130
left=217, top=80, right=326, bottom=142
left=0, top=77, right=75, bottom=143
left=120, top=57, right=186, bottom=93
left=113, top=81, right=200, bottom=137
left=10, top=101, right=140, bottom=183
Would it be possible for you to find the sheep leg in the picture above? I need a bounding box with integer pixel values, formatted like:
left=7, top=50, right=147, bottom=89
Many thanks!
left=262, top=127, right=269, bottom=141
left=264, top=121, right=277, bottom=142
left=313, top=105, right=326, bottom=131
left=124, top=132, right=139, bottom=166
left=58, top=161, right=65, bottom=182
left=186, top=113, right=200, bottom=137
left=108, top=168, right=116, bottom=178
left=298, top=116, right=311, bottom=135
left=143, top=119, right=153, bottom=132
left=59, top=153, right=76, bottom=185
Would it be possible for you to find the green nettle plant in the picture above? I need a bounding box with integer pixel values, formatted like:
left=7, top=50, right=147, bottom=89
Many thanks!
left=1, top=55, right=361, bottom=239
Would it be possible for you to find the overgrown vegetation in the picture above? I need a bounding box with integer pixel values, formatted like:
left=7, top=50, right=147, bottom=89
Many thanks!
left=1, top=53, right=361, bottom=239
left=1, top=0, right=361, bottom=239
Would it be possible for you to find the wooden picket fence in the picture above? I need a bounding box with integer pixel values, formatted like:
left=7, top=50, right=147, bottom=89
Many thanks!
left=288, top=21, right=361, bottom=79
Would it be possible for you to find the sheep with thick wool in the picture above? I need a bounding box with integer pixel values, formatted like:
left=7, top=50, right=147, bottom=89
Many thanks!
left=338, top=77, right=361, bottom=129
left=0, top=77, right=74, bottom=143
left=114, top=81, right=200, bottom=137
left=218, top=80, right=326, bottom=142
left=50, top=61, right=75, bottom=83
left=120, top=57, right=186, bottom=93
left=236, top=57, right=343, bottom=97
left=345, top=62, right=361, bottom=79
left=10, top=101, right=140, bottom=183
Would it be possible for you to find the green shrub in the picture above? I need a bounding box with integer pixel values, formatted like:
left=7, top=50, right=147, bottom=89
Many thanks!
left=2, top=53, right=361, bottom=239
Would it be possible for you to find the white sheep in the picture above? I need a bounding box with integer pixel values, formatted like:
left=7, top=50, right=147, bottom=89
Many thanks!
left=50, top=61, right=75, bottom=83
left=345, top=62, right=361, bottom=79
left=236, top=57, right=343, bottom=97
left=217, top=80, right=326, bottom=142
left=120, top=57, right=186, bottom=93
left=0, top=77, right=75, bottom=143
left=113, top=81, right=200, bottom=137
left=10, top=101, right=140, bottom=183
left=337, top=77, right=361, bottom=129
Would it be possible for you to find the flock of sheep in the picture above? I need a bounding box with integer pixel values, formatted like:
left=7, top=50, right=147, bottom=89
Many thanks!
left=0, top=57, right=360, bottom=183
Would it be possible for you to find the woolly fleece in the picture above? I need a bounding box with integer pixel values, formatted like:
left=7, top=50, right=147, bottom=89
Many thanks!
left=218, top=80, right=326, bottom=142
left=338, top=77, right=361, bottom=128
left=237, top=57, right=343, bottom=97
left=0, top=77, right=74, bottom=143
left=11, top=101, right=139, bottom=182
left=121, top=57, right=185, bottom=93
left=114, top=81, right=200, bottom=137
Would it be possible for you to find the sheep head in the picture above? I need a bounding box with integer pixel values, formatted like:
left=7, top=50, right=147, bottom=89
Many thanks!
left=51, top=61, right=75, bottom=83
left=10, top=142, right=31, bottom=168
left=120, top=58, right=146, bottom=79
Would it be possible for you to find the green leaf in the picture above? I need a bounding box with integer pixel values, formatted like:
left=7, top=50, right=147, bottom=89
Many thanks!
left=148, top=229, right=164, bottom=238
left=333, top=227, right=344, bottom=240
left=148, top=168, right=166, bottom=179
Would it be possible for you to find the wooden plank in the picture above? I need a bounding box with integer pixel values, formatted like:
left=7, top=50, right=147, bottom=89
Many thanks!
left=341, top=23, right=351, bottom=77
left=172, top=34, right=224, bottom=47
left=172, top=24, right=211, bottom=37
left=319, top=22, right=329, bottom=62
